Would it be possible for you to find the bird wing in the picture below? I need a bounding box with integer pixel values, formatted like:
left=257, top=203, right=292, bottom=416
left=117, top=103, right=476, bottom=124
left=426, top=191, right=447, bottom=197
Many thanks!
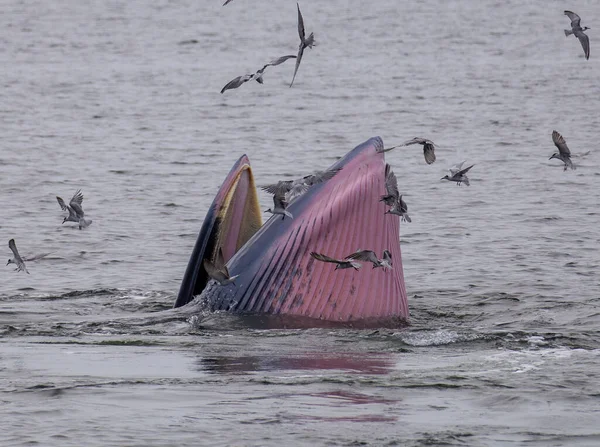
left=310, top=252, right=343, bottom=264
left=289, top=45, right=305, bottom=87
left=315, top=168, right=341, bottom=182
left=297, top=3, right=306, bottom=42
left=267, top=55, right=297, bottom=66
left=457, top=164, right=475, bottom=176
left=399, top=195, right=408, bottom=212
left=70, top=189, right=84, bottom=207
left=423, top=142, right=436, bottom=164
left=70, top=202, right=85, bottom=217
left=261, top=180, right=293, bottom=196
left=286, top=183, right=310, bottom=201
left=448, top=161, right=466, bottom=176
left=552, top=131, right=571, bottom=156
left=56, top=196, right=69, bottom=211
left=401, top=137, right=433, bottom=147
left=273, top=191, right=288, bottom=210
left=223, top=0, right=234, bottom=5
left=564, top=10, right=581, bottom=27
left=220, top=75, right=250, bottom=94
left=384, top=165, right=399, bottom=198
left=203, top=259, right=226, bottom=282
left=23, top=252, right=53, bottom=262
left=578, top=32, right=590, bottom=60
left=382, top=250, right=392, bottom=264
left=303, top=168, right=341, bottom=186
left=9, top=239, right=23, bottom=263
left=215, top=247, right=226, bottom=269
left=345, top=249, right=378, bottom=264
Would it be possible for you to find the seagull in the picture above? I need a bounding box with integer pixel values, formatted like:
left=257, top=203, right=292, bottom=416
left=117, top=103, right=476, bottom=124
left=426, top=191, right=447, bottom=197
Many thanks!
left=345, top=249, right=393, bottom=270
left=7, top=249, right=52, bottom=266
left=57, top=190, right=83, bottom=224
left=203, top=248, right=239, bottom=286
left=57, top=190, right=92, bottom=229
left=253, top=55, right=297, bottom=84
left=550, top=130, right=575, bottom=171
left=290, top=3, right=316, bottom=87
left=380, top=164, right=411, bottom=222
left=220, top=74, right=256, bottom=94
left=564, top=10, right=590, bottom=60
left=310, top=252, right=361, bottom=270
left=262, top=168, right=340, bottom=202
left=265, top=190, right=293, bottom=220
left=380, top=137, right=437, bottom=164
left=441, top=161, right=474, bottom=186
left=7, top=239, right=29, bottom=274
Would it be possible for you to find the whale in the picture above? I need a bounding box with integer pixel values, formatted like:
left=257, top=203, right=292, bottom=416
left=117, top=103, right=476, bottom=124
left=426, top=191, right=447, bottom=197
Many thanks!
left=175, top=137, right=409, bottom=326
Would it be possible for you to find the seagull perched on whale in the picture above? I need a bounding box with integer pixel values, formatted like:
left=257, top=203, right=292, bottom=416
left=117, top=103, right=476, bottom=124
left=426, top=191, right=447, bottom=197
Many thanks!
left=380, top=137, right=437, bottom=165
left=57, top=189, right=92, bottom=229
left=310, top=252, right=361, bottom=270
left=564, top=10, right=590, bottom=60
left=441, top=161, right=474, bottom=186
left=550, top=130, right=575, bottom=171
left=290, top=3, right=316, bottom=87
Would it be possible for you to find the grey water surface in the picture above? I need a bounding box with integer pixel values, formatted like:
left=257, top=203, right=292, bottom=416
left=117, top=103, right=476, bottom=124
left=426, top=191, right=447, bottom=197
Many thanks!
left=2, top=0, right=600, bottom=446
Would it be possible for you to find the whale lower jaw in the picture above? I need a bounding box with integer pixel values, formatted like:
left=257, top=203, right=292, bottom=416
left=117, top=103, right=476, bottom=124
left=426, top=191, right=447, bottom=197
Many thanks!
left=177, top=137, right=409, bottom=324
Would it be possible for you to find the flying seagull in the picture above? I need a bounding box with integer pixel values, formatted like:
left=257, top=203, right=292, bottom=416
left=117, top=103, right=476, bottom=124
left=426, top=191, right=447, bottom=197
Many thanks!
left=57, top=190, right=92, bottom=229
left=345, top=249, right=393, bottom=270
left=550, top=130, right=575, bottom=171
left=310, top=252, right=361, bottom=270
left=441, top=161, right=474, bottom=186
left=380, top=137, right=437, bottom=164
left=380, top=164, right=411, bottom=222
left=7, top=239, right=29, bottom=274
left=290, top=3, right=316, bottom=87
left=265, top=190, right=293, bottom=220
left=203, top=248, right=239, bottom=286
left=57, top=190, right=83, bottom=224
left=564, top=10, right=590, bottom=60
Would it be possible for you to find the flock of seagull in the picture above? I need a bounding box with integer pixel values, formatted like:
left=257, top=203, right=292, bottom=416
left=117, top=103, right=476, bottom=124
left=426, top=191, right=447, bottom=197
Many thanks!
left=7, top=8, right=591, bottom=281
left=209, top=7, right=590, bottom=281
left=220, top=3, right=316, bottom=93
left=7, top=190, right=92, bottom=274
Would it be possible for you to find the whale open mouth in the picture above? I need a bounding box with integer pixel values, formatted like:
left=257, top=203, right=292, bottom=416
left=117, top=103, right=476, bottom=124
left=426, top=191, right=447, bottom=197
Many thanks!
left=173, top=155, right=262, bottom=308
left=175, top=137, right=409, bottom=324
